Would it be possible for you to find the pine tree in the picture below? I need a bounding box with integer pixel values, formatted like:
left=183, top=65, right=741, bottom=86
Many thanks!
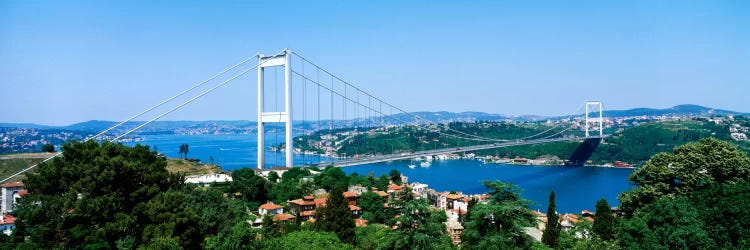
left=314, top=185, right=355, bottom=243
left=542, top=191, right=560, bottom=248
left=593, top=198, right=615, bottom=240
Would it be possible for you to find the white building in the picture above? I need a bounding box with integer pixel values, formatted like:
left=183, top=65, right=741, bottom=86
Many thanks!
left=184, top=173, right=232, bottom=187
left=258, top=202, right=284, bottom=216
left=1, top=182, right=25, bottom=214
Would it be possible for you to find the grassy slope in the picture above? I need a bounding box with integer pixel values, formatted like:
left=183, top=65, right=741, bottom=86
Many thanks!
left=166, top=158, right=222, bottom=176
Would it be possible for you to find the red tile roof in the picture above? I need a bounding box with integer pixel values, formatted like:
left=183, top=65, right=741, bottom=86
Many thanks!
left=315, top=198, right=327, bottom=208
left=446, top=193, right=461, bottom=200
left=259, top=203, right=283, bottom=210
left=1, top=182, right=23, bottom=188
left=343, top=191, right=357, bottom=198
left=288, top=198, right=316, bottom=206
left=375, top=191, right=389, bottom=197
left=0, top=215, right=16, bottom=225
left=355, top=219, right=368, bottom=227
left=348, top=205, right=361, bottom=211
left=273, top=213, right=295, bottom=222
left=388, top=184, right=403, bottom=191
left=301, top=210, right=316, bottom=217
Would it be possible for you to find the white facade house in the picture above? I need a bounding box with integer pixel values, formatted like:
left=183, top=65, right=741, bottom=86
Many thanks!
left=1, top=182, right=25, bottom=214
left=258, top=203, right=284, bottom=216
left=184, top=174, right=232, bottom=187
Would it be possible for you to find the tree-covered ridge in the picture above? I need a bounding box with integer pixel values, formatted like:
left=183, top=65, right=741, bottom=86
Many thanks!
left=294, top=117, right=750, bottom=166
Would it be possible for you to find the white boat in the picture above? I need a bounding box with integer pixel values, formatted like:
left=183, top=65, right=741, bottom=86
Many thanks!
left=409, top=158, right=417, bottom=168
left=420, top=161, right=431, bottom=167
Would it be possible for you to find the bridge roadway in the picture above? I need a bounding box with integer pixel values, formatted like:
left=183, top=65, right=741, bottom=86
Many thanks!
left=317, top=136, right=606, bottom=168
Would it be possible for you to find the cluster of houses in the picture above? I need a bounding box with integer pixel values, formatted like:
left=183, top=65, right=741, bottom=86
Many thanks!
left=249, top=184, right=394, bottom=228
left=0, top=181, right=27, bottom=235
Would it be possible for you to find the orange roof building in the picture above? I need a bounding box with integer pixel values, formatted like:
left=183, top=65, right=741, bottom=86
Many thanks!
left=0, top=182, right=23, bottom=188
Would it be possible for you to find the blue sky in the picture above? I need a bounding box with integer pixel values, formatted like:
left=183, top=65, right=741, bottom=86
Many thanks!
left=1, top=1, right=748, bottom=126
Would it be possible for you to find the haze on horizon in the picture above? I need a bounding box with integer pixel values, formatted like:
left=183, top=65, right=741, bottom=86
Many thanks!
left=1, top=1, right=748, bottom=126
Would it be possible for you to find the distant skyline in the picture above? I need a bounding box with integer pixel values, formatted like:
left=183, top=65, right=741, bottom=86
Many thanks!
left=1, top=1, right=748, bottom=126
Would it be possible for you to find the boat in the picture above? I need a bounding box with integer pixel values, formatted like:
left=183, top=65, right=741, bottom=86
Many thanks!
left=409, top=158, right=417, bottom=169
left=420, top=161, right=431, bottom=167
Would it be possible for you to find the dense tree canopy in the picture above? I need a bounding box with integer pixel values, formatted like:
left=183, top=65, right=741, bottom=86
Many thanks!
left=461, top=180, right=535, bottom=249
left=14, top=141, right=182, bottom=249
left=619, top=138, right=750, bottom=215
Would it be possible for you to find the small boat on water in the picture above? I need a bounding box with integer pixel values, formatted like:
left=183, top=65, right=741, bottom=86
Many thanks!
left=409, top=158, right=417, bottom=168
left=420, top=161, right=431, bottom=168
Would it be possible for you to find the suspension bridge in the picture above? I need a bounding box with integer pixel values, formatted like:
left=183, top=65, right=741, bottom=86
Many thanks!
left=2, top=49, right=607, bottom=183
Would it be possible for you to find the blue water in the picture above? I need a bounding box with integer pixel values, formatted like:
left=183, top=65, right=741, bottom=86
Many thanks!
left=124, top=134, right=329, bottom=169
left=127, top=134, right=634, bottom=213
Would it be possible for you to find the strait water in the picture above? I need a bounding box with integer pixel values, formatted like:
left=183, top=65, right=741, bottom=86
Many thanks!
left=127, top=134, right=634, bottom=213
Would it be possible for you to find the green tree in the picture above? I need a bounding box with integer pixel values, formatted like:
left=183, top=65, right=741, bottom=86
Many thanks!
left=134, top=191, right=203, bottom=248
left=178, top=143, right=189, bottom=159
left=542, top=191, right=560, bottom=248
left=389, top=169, right=402, bottom=185
left=314, top=185, right=355, bottom=243
left=203, top=221, right=260, bottom=250
left=185, top=187, right=246, bottom=237
left=358, top=191, right=387, bottom=224
left=315, top=166, right=348, bottom=191
left=461, top=180, right=535, bottom=249
left=355, top=224, right=393, bottom=250
left=267, top=171, right=280, bottom=183
left=41, top=143, right=55, bottom=153
left=376, top=174, right=390, bottom=191
left=13, top=141, right=182, bottom=249
left=386, top=197, right=453, bottom=250
left=262, top=231, right=354, bottom=250
left=592, top=198, right=615, bottom=241
left=229, top=168, right=270, bottom=204
left=618, top=138, right=750, bottom=215
left=618, top=196, right=716, bottom=249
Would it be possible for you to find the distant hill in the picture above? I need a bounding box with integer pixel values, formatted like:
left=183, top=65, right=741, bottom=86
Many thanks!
left=600, top=104, right=746, bottom=118
left=1, top=104, right=745, bottom=133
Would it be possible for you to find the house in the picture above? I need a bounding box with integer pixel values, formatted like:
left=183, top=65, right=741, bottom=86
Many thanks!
left=560, top=214, right=580, bottom=231
left=410, top=183, right=428, bottom=198
left=1, top=182, right=25, bottom=214
left=445, top=221, right=464, bottom=245
left=354, top=219, right=368, bottom=227
left=254, top=167, right=292, bottom=181
left=0, top=214, right=15, bottom=236
left=349, top=205, right=363, bottom=218
left=387, top=184, right=403, bottom=193
left=258, top=202, right=283, bottom=216
left=343, top=191, right=359, bottom=206
left=446, top=193, right=462, bottom=210
left=348, top=185, right=367, bottom=196
left=272, top=213, right=296, bottom=224
left=184, top=173, right=232, bottom=187
left=287, top=196, right=317, bottom=221
left=532, top=210, right=547, bottom=231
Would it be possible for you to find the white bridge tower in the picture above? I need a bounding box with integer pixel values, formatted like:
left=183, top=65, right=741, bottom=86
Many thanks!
left=257, top=49, right=293, bottom=169
left=585, top=101, right=603, bottom=137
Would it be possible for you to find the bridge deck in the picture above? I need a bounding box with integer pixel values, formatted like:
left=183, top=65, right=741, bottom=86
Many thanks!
left=315, top=136, right=606, bottom=167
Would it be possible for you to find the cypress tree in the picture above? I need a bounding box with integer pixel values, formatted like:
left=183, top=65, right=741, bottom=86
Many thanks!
left=314, top=185, right=355, bottom=243
left=593, top=198, right=615, bottom=240
left=542, top=191, right=561, bottom=248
